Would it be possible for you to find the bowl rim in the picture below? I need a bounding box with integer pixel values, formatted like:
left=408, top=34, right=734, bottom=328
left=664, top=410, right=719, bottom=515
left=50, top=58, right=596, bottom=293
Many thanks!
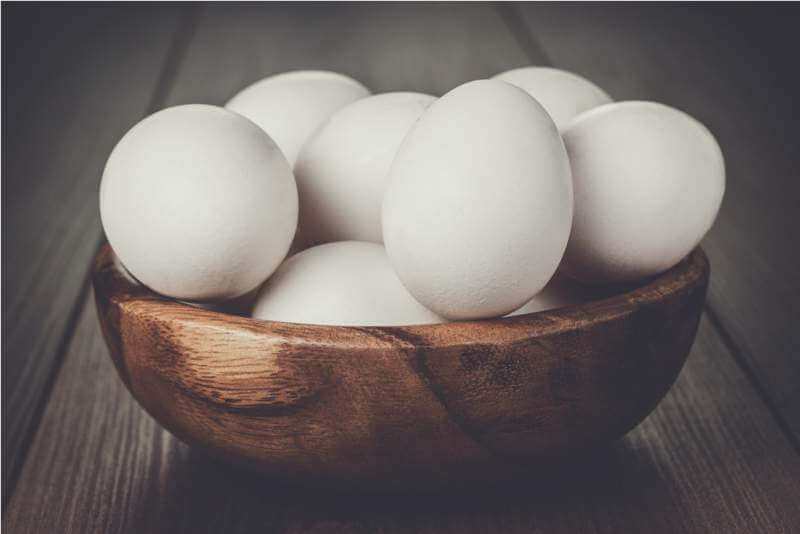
left=93, top=242, right=709, bottom=348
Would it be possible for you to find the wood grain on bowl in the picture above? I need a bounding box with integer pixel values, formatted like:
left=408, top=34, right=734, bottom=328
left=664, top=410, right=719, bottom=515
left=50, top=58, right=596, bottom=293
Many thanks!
left=92, top=242, right=708, bottom=489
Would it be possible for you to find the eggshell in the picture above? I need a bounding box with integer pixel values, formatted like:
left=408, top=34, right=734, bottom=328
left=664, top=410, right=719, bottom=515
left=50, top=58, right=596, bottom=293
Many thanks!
left=493, top=67, right=612, bottom=130
left=382, top=80, right=573, bottom=320
left=225, top=70, right=370, bottom=164
left=561, top=101, right=725, bottom=284
left=252, top=241, right=444, bottom=326
left=100, top=104, right=298, bottom=301
left=294, top=92, right=436, bottom=246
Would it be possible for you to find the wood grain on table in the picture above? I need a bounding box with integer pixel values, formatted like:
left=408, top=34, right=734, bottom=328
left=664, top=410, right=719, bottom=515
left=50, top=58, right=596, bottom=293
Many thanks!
left=0, top=3, right=187, bottom=499
left=2, top=3, right=799, bottom=533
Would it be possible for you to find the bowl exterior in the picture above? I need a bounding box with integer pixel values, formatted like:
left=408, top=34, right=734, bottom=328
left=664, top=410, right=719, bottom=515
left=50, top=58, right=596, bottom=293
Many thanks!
left=93, top=244, right=708, bottom=489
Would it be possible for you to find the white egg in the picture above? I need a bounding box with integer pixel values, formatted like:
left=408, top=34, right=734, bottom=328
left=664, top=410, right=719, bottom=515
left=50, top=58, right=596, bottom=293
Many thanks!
left=225, top=70, right=370, bottom=165
left=505, top=274, right=601, bottom=316
left=252, top=241, right=443, bottom=326
left=382, top=80, right=573, bottom=320
left=493, top=67, right=612, bottom=130
left=562, top=101, right=725, bottom=284
left=294, top=92, right=436, bottom=246
left=100, top=104, right=298, bottom=301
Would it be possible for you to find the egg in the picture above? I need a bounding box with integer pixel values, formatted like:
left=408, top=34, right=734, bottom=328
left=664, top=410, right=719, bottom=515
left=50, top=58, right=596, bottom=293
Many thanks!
left=294, top=92, right=436, bottom=246
left=382, top=80, right=573, bottom=320
left=493, top=67, right=612, bottom=130
left=561, top=101, right=725, bottom=284
left=225, top=70, right=370, bottom=165
left=252, top=241, right=443, bottom=326
left=100, top=104, right=298, bottom=301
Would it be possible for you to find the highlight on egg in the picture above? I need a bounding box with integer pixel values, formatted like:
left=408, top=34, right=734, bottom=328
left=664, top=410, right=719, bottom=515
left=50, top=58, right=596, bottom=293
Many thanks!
left=561, top=101, right=725, bottom=285
left=252, top=241, right=444, bottom=326
left=493, top=66, right=612, bottom=130
left=100, top=104, right=298, bottom=302
left=382, top=79, right=574, bottom=320
left=225, top=70, right=370, bottom=165
left=294, top=92, right=436, bottom=246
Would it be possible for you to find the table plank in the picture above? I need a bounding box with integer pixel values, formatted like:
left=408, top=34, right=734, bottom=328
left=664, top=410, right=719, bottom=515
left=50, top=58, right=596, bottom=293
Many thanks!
left=512, top=3, right=800, bottom=441
left=162, top=2, right=530, bottom=107
left=0, top=3, right=189, bottom=500
left=6, top=291, right=800, bottom=533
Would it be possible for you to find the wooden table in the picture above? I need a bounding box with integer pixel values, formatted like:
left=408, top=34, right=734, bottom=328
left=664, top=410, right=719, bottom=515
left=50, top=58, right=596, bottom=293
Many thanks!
left=3, top=4, right=800, bottom=533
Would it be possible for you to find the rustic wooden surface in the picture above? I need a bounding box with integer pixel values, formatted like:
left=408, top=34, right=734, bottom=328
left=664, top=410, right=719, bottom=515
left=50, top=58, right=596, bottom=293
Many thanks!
left=3, top=3, right=800, bottom=533
left=0, top=3, right=187, bottom=499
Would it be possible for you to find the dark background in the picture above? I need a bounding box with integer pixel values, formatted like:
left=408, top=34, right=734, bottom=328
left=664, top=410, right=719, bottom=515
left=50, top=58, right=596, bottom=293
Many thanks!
left=3, top=3, right=800, bottom=532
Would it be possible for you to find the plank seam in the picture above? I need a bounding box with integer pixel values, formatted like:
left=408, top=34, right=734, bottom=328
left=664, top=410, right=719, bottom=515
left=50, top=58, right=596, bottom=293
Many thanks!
left=0, top=263, right=94, bottom=515
left=493, top=3, right=554, bottom=66
left=0, top=4, right=202, bottom=515
left=704, top=303, right=800, bottom=457
left=144, top=3, right=203, bottom=114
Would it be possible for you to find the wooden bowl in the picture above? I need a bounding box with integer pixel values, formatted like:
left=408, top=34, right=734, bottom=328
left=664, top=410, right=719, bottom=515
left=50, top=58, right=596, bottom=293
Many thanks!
left=93, top=242, right=708, bottom=489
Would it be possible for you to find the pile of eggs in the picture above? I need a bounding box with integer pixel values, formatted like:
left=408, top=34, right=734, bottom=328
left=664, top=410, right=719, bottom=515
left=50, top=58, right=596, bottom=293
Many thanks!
left=100, top=67, right=725, bottom=326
